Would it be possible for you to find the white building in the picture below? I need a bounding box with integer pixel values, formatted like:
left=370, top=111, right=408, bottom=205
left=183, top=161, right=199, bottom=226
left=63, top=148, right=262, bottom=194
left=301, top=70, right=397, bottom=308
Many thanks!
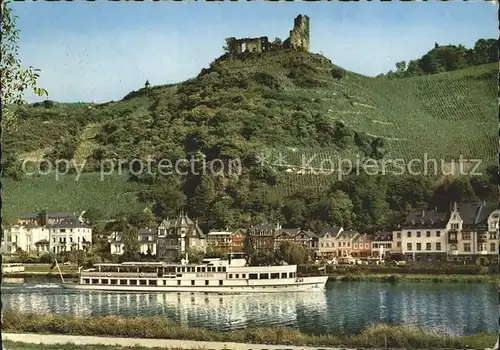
left=49, top=220, right=93, bottom=254
left=109, top=228, right=157, bottom=256
left=2, top=224, right=50, bottom=254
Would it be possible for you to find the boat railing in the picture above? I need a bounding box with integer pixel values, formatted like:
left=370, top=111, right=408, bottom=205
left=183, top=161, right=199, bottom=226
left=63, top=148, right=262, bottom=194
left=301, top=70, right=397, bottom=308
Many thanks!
left=80, top=272, right=157, bottom=278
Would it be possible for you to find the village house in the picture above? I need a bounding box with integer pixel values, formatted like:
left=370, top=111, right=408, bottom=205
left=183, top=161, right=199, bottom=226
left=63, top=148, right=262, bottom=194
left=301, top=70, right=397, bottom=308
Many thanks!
left=206, top=228, right=245, bottom=254
left=335, top=230, right=360, bottom=263
left=371, top=232, right=397, bottom=260
left=49, top=219, right=93, bottom=254
left=294, top=229, right=319, bottom=257
left=156, top=213, right=206, bottom=261
left=452, top=201, right=499, bottom=265
left=352, top=234, right=372, bottom=259
left=400, top=209, right=448, bottom=264
left=109, top=228, right=157, bottom=256
left=317, top=226, right=343, bottom=259
left=247, top=222, right=282, bottom=254
left=2, top=211, right=91, bottom=255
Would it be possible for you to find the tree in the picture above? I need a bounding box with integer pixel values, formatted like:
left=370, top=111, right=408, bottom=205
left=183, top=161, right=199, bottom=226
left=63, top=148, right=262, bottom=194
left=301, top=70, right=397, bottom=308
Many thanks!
left=121, top=227, right=140, bottom=261
left=1, top=1, right=48, bottom=132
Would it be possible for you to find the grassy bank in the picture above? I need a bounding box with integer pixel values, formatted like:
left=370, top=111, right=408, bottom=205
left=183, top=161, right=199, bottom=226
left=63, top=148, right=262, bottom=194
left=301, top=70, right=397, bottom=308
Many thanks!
left=329, top=273, right=499, bottom=283
left=2, top=311, right=496, bottom=349
left=3, top=342, right=188, bottom=350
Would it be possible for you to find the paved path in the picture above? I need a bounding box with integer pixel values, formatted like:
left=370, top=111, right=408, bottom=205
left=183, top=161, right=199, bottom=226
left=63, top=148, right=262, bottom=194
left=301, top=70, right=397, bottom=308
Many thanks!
left=3, top=333, right=354, bottom=350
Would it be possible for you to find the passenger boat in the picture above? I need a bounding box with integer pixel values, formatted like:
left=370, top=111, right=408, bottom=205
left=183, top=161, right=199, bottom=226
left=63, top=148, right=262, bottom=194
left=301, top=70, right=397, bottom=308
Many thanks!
left=60, top=254, right=328, bottom=293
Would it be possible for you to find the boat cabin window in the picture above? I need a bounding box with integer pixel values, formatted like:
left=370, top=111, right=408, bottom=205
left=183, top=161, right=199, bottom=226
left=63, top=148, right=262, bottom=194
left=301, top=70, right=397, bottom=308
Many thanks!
left=288, top=272, right=295, bottom=278
left=92, top=279, right=99, bottom=284
left=259, top=273, right=269, bottom=280
left=132, top=280, right=139, bottom=285
left=219, top=280, right=223, bottom=286
left=191, top=280, right=195, bottom=286
left=201, top=267, right=206, bottom=272
left=235, top=274, right=239, bottom=278
left=149, top=280, right=157, bottom=286
left=281, top=273, right=287, bottom=279
left=120, top=280, right=127, bottom=285
left=205, top=280, right=209, bottom=285
left=271, top=273, right=279, bottom=279
left=140, top=280, right=147, bottom=285
left=83, top=278, right=90, bottom=284
left=110, top=279, right=118, bottom=285
left=249, top=273, right=258, bottom=280
left=242, top=274, right=246, bottom=279
left=229, top=274, right=233, bottom=278
left=177, top=280, right=181, bottom=286
left=101, top=279, right=109, bottom=284
left=196, top=267, right=201, bottom=272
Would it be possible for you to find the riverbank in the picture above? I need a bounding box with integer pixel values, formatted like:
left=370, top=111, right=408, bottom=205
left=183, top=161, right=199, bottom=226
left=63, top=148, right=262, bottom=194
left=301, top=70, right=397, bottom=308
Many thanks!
left=2, top=311, right=496, bottom=349
left=328, top=273, right=499, bottom=283
left=3, top=334, right=347, bottom=350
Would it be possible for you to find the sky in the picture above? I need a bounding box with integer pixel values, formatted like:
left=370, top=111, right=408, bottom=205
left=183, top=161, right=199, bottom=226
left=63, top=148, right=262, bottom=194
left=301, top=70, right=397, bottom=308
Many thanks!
left=12, top=1, right=499, bottom=103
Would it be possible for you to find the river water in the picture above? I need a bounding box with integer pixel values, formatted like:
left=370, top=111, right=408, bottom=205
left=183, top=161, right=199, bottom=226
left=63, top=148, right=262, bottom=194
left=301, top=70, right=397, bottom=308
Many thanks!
left=2, top=279, right=497, bottom=336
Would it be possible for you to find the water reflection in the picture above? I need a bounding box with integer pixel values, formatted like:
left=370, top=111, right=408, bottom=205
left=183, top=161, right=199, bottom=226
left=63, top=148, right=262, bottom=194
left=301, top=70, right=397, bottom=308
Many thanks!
left=2, top=281, right=496, bottom=335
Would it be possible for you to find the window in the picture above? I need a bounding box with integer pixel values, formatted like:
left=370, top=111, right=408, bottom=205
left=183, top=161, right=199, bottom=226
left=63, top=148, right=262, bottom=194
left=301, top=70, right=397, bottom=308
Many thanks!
left=436, top=231, right=441, bottom=237
left=436, top=242, right=441, bottom=251
left=416, top=243, right=421, bottom=251
left=397, top=242, right=401, bottom=248
left=191, top=280, right=195, bottom=286
left=373, top=243, right=378, bottom=248
left=451, top=223, right=459, bottom=229
left=92, top=279, right=99, bottom=284
left=416, top=231, right=421, bottom=238
left=259, top=273, right=269, bottom=279
left=205, top=280, right=209, bottom=286
left=354, top=243, right=358, bottom=249
left=426, top=243, right=431, bottom=251
left=101, top=279, right=109, bottom=284
left=217, top=267, right=222, bottom=272
left=407, top=243, right=412, bottom=251
left=235, top=274, right=239, bottom=278
left=426, top=231, right=431, bottom=237
left=201, top=267, right=206, bottom=272
left=281, top=272, right=287, bottom=279
left=464, top=243, right=471, bottom=252
left=229, top=274, right=233, bottom=279
left=365, top=243, right=369, bottom=249
left=249, top=273, right=258, bottom=280
left=219, top=280, right=223, bottom=286
left=491, top=243, right=496, bottom=252
left=242, top=274, right=246, bottom=279
left=397, top=232, right=401, bottom=239
left=271, top=273, right=279, bottom=279
left=407, top=232, right=411, bottom=238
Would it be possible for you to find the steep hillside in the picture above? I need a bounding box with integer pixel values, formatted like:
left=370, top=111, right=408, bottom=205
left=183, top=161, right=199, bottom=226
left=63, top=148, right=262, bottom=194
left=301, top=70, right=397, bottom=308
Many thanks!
left=3, top=50, right=497, bottom=225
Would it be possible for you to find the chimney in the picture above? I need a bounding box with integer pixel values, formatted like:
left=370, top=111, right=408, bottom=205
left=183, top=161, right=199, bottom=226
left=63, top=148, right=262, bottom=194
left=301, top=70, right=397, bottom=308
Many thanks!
left=453, top=202, right=457, bottom=212
left=422, top=209, right=425, bottom=217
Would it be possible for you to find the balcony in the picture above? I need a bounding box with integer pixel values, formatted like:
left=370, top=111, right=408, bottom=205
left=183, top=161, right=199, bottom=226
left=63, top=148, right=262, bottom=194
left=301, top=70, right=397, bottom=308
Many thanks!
left=478, top=250, right=488, bottom=255
left=448, top=237, right=458, bottom=244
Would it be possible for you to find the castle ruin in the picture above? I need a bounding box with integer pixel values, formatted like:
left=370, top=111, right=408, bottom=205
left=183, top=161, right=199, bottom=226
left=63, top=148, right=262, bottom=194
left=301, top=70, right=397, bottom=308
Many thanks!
left=225, top=15, right=310, bottom=55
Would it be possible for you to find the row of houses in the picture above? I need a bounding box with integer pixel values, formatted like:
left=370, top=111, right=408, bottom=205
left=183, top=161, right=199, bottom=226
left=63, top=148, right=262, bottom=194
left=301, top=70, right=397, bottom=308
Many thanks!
left=108, top=201, right=500, bottom=265
left=3, top=201, right=499, bottom=266
left=1, top=211, right=93, bottom=254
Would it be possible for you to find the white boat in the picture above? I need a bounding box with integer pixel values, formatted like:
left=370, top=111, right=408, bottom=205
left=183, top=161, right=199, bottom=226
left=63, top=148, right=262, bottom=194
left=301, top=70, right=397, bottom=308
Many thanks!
left=61, top=254, right=328, bottom=293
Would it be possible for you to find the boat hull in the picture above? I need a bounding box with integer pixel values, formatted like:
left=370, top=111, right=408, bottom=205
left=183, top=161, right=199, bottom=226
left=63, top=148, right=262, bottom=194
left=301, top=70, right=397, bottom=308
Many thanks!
left=61, top=276, right=328, bottom=293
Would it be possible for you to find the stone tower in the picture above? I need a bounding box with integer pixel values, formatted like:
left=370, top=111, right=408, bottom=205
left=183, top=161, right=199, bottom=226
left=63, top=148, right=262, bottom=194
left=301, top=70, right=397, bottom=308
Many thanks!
left=287, top=15, right=310, bottom=52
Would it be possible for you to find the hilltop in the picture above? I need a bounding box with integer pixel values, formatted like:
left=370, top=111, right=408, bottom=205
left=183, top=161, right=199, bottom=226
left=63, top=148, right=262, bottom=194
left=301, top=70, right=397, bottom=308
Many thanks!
left=3, top=49, right=498, bottom=230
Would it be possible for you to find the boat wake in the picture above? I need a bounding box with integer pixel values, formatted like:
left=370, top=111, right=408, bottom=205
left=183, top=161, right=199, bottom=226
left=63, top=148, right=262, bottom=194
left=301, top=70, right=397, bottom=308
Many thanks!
left=23, top=283, right=62, bottom=289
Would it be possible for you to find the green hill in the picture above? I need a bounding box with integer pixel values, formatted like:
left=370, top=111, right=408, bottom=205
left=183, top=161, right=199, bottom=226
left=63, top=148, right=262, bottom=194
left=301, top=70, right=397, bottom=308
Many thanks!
left=3, top=50, right=497, bottom=227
